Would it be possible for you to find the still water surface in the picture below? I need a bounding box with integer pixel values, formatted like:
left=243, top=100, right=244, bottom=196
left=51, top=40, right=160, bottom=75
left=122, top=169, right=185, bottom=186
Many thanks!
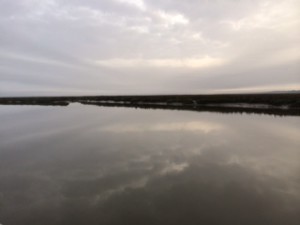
left=0, top=104, right=299, bottom=225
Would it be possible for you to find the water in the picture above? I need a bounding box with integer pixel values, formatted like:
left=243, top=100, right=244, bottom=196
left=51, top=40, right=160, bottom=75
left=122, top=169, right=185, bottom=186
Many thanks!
left=0, top=104, right=299, bottom=225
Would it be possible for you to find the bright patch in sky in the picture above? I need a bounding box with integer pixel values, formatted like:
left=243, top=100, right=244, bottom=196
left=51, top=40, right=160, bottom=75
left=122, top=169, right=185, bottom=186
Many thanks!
left=93, top=56, right=225, bottom=68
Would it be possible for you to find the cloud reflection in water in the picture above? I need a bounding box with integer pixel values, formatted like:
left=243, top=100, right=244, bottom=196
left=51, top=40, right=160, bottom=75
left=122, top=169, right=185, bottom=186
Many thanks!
left=0, top=105, right=299, bottom=225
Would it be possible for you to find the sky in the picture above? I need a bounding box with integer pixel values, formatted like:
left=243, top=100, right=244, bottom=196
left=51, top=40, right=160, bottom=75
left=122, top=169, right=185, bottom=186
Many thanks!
left=0, top=0, right=299, bottom=96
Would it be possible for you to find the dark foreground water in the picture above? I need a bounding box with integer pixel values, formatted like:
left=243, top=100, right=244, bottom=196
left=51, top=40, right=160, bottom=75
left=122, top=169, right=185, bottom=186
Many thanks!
left=0, top=104, right=299, bottom=225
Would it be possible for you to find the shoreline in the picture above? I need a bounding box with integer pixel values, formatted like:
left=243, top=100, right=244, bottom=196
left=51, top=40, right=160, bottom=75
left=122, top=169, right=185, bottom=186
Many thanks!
left=0, top=93, right=299, bottom=116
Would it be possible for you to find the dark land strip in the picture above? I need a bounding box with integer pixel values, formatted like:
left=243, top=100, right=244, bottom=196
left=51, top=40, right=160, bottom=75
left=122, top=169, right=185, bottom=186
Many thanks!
left=0, top=93, right=299, bottom=116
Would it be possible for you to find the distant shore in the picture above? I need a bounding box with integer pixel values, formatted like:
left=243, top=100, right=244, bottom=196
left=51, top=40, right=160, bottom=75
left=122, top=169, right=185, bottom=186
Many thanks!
left=0, top=93, right=299, bottom=116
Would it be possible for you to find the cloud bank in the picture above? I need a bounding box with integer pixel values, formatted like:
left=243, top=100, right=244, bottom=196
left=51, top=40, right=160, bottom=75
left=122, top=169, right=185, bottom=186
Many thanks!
left=0, top=0, right=299, bottom=95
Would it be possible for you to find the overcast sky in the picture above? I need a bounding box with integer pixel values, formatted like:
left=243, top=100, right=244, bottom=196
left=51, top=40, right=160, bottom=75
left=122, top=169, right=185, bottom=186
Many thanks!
left=0, top=0, right=299, bottom=96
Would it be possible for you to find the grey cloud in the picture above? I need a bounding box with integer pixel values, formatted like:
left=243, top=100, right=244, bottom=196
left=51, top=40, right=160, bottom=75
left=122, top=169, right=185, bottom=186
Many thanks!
left=0, top=0, right=299, bottom=95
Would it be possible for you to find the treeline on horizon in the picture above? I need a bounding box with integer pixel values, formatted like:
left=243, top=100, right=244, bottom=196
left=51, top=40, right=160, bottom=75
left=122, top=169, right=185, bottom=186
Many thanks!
left=0, top=93, right=299, bottom=108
